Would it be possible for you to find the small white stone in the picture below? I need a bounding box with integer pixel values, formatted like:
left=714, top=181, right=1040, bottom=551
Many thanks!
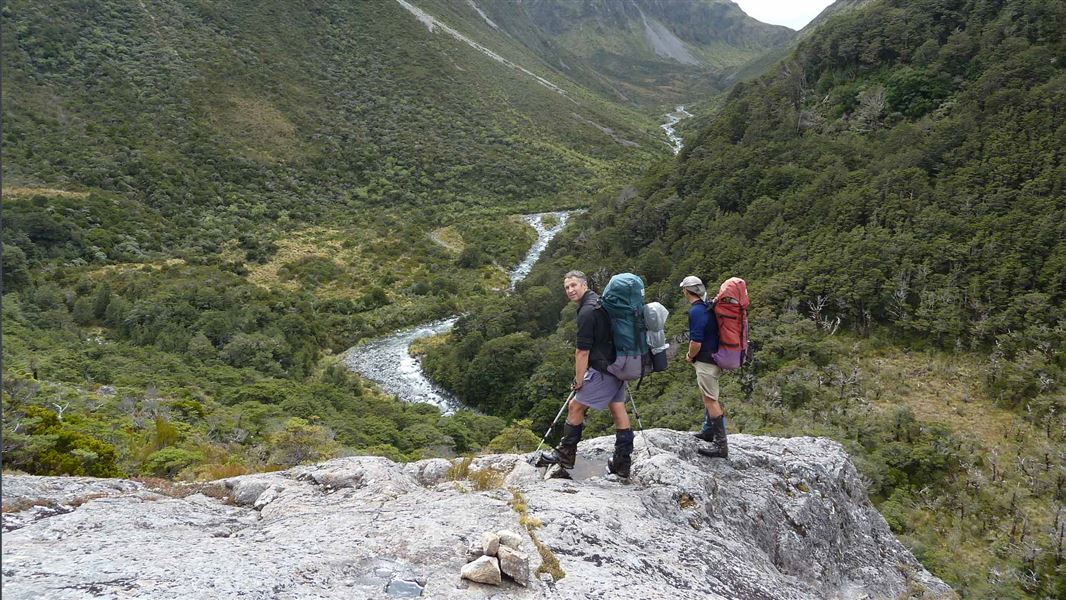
left=497, top=530, right=523, bottom=549
left=460, top=555, right=501, bottom=585
left=481, top=532, right=500, bottom=556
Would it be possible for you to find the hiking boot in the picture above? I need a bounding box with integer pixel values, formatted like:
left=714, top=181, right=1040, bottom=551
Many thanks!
left=696, top=416, right=728, bottom=460
left=697, top=441, right=728, bottom=459
left=693, top=408, right=715, bottom=442
left=536, top=447, right=576, bottom=469
left=607, top=456, right=631, bottom=478
left=544, top=464, right=573, bottom=480
left=535, top=423, right=582, bottom=470
left=607, top=428, right=634, bottom=478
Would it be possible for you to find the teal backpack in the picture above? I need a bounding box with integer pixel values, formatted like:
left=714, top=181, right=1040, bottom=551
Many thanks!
left=600, top=273, right=650, bottom=381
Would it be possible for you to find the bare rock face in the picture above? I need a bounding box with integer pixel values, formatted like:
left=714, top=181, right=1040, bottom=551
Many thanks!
left=1, top=431, right=956, bottom=599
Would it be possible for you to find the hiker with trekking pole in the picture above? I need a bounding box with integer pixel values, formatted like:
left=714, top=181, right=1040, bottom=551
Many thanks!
left=681, top=275, right=749, bottom=460
left=535, top=270, right=634, bottom=478
left=535, top=270, right=669, bottom=479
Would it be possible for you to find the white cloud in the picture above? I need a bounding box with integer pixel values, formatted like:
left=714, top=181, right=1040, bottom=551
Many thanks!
left=732, top=0, right=837, bottom=31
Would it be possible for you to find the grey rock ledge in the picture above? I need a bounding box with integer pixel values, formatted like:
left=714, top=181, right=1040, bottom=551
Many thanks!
left=1, top=430, right=956, bottom=599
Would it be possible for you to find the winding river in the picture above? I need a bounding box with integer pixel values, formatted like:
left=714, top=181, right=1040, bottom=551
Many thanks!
left=342, top=212, right=571, bottom=413
left=661, top=105, right=693, bottom=154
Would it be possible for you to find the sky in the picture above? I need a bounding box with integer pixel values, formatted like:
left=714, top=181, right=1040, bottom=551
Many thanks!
left=732, top=0, right=837, bottom=30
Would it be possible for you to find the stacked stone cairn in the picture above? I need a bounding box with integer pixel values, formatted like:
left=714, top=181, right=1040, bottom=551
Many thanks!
left=460, top=530, right=530, bottom=586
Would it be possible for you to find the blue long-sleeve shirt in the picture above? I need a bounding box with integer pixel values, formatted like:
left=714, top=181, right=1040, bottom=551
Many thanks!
left=687, top=299, right=719, bottom=364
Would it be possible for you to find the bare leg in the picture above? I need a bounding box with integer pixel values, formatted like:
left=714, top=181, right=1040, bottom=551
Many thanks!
left=566, top=401, right=589, bottom=426
left=608, top=402, right=631, bottom=429
left=704, top=394, right=723, bottom=419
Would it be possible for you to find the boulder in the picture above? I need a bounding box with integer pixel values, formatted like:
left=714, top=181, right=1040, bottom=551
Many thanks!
left=460, top=555, right=502, bottom=585
left=497, top=529, right=524, bottom=550
left=481, top=531, right=500, bottom=556
left=498, top=544, right=530, bottom=586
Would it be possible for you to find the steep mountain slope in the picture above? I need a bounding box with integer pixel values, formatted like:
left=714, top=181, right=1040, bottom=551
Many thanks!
left=1, top=0, right=663, bottom=222
left=448, top=0, right=796, bottom=107
left=423, top=0, right=1065, bottom=596
left=802, top=0, right=878, bottom=35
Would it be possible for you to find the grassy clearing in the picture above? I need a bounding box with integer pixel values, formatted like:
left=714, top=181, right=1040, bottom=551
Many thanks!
left=245, top=227, right=346, bottom=292
left=87, top=258, right=187, bottom=280
left=215, top=94, right=303, bottom=164
left=409, top=332, right=451, bottom=358
left=852, top=346, right=1062, bottom=595
left=245, top=218, right=521, bottom=303
left=429, top=226, right=464, bottom=254
left=862, top=352, right=1030, bottom=454
left=2, top=187, right=92, bottom=200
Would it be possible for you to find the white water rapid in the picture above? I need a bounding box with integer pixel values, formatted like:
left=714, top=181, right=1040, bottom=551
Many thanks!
left=342, top=212, right=571, bottom=413
left=661, top=105, right=693, bottom=154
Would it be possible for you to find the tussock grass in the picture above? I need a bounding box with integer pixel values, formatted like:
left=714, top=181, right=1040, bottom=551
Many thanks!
left=134, top=477, right=235, bottom=504
left=409, top=332, right=450, bottom=357
left=446, top=456, right=474, bottom=481
left=862, top=352, right=1028, bottom=452
left=446, top=456, right=504, bottom=491
left=246, top=227, right=346, bottom=291
left=508, top=488, right=564, bottom=581
left=214, top=95, right=303, bottom=163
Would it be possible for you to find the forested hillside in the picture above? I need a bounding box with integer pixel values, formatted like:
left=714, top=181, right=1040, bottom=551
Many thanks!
left=1, top=0, right=675, bottom=483
left=423, top=0, right=1066, bottom=596
left=2, top=0, right=664, bottom=216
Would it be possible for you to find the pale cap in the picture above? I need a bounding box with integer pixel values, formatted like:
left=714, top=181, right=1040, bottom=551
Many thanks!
left=679, top=275, right=706, bottom=299
left=679, top=275, right=703, bottom=288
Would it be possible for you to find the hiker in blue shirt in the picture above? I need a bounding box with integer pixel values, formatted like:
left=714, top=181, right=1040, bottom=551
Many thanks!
left=680, top=275, right=728, bottom=459
left=536, top=270, right=635, bottom=477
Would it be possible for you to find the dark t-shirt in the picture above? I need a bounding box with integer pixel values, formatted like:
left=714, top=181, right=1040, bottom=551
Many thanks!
left=687, top=299, right=719, bottom=363
left=575, top=290, right=615, bottom=372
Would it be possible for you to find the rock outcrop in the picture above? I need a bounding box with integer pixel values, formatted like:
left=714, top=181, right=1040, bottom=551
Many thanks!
left=1, top=430, right=955, bottom=599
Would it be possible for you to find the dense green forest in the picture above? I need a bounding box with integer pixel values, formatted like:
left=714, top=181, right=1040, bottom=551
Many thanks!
left=422, top=0, right=1065, bottom=596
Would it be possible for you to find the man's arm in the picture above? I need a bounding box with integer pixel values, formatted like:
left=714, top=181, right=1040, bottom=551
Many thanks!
left=687, top=341, right=702, bottom=363
left=574, top=349, right=590, bottom=388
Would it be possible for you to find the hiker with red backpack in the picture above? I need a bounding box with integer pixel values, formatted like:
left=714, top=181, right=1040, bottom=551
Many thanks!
left=536, top=270, right=635, bottom=478
left=680, top=275, right=749, bottom=460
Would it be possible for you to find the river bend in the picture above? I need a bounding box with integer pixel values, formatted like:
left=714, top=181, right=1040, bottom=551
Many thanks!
left=343, top=212, right=571, bottom=413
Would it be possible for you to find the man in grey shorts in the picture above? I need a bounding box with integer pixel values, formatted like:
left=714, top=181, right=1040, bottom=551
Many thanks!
left=536, top=270, right=635, bottom=477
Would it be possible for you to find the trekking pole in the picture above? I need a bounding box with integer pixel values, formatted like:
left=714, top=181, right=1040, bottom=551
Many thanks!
left=625, top=383, right=655, bottom=457
left=534, top=390, right=576, bottom=454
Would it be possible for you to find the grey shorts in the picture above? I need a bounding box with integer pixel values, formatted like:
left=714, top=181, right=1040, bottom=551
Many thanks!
left=575, top=368, right=626, bottom=410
